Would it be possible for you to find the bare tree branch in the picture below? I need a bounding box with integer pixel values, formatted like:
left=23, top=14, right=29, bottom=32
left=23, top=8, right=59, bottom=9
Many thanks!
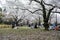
left=46, top=6, right=55, bottom=21
left=20, top=8, right=60, bottom=14
left=28, top=0, right=60, bottom=14
left=42, top=0, right=60, bottom=9
left=40, top=0, right=46, bottom=20
left=20, top=8, right=42, bottom=14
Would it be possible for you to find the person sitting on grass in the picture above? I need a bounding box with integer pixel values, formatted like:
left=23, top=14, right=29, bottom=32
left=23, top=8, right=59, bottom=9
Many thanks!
left=54, top=25, right=60, bottom=31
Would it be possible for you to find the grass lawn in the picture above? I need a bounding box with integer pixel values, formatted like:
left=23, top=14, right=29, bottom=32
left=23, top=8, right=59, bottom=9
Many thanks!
left=0, top=26, right=44, bottom=35
left=0, top=26, right=60, bottom=40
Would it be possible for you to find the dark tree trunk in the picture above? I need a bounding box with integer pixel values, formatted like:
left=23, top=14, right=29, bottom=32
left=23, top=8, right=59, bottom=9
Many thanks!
left=34, top=23, right=38, bottom=28
left=15, top=21, right=19, bottom=26
left=40, top=0, right=55, bottom=30
left=38, top=17, right=41, bottom=26
left=43, top=22, right=49, bottom=30
left=12, top=21, right=15, bottom=28
left=40, top=0, right=49, bottom=30
left=29, top=0, right=55, bottom=30
left=28, top=24, right=30, bottom=27
left=27, top=20, right=29, bottom=25
left=12, top=25, right=15, bottom=28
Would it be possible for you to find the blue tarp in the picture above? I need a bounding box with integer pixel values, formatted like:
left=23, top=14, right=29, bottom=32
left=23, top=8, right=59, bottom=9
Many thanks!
left=49, top=23, right=56, bottom=30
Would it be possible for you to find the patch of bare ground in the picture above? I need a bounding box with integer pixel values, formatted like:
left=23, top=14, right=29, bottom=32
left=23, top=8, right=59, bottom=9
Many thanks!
left=0, top=29, right=60, bottom=40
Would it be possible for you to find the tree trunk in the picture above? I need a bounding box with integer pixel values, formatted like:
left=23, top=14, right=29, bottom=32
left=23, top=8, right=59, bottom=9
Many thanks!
left=12, top=21, right=15, bottom=28
left=34, top=23, right=38, bottom=28
left=43, top=22, right=49, bottom=30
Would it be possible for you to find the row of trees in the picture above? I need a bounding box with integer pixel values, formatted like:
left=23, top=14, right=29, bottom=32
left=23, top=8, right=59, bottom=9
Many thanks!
left=1, top=0, right=60, bottom=30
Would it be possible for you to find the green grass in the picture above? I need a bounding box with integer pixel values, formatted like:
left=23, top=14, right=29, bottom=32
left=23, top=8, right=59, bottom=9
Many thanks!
left=0, top=25, right=46, bottom=36
left=0, top=26, right=44, bottom=35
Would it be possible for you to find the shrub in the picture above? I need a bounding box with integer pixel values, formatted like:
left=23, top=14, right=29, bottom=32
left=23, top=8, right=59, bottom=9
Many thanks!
left=0, top=24, right=12, bottom=28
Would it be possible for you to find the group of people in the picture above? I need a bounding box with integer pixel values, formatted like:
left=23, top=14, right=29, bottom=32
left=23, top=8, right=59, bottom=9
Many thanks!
left=49, top=23, right=60, bottom=31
